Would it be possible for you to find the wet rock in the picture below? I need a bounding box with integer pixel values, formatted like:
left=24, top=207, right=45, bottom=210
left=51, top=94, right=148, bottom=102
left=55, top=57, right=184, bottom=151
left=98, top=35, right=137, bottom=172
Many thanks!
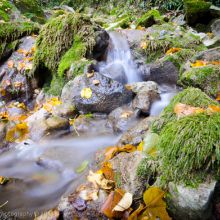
left=71, top=115, right=113, bottom=136
left=108, top=105, right=138, bottom=133
left=193, top=46, right=220, bottom=62
left=141, top=61, right=179, bottom=85
left=92, top=29, right=109, bottom=60
left=210, top=5, right=220, bottom=18
left=110, top=151, right=144, bottom=199
left=118, top=117, right=156, bottom=146
left=46, top=116, right=69, bottom=131
left=172, top=14, right=186, bottom=26
left=212, top=19, right=220, bottom=38
left=61, top=72, right=132, bottom=114
left=0, top=122, right=7, bottom=145
left=52, top=103, right=77, bottom=118
left=128, top=81, right=159, bottom=94
left=99, top=63, right=128, bottom=84
left=167, top=180, right=216, bottom=220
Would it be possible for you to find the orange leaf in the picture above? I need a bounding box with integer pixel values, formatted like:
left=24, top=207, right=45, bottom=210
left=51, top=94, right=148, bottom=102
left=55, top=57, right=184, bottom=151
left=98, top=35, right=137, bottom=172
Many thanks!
left=128, top=203, right=145, bottom=220
left=216, top=92, right=220, bottom=101
left=101, top=162, right=115, bottom=181
left=7, top=60, right=14, bottom=68
left=166, top=48, right=182, bottom=55
left=101, top=189, right=125, bottom=219
left=208, top=105, right=220, bottom=113
left=104, top=146, right=118, bottom=161
left=174, top=103, right=205, bottom=117
left=17, top=48, right=28, bottom=55
left=191, top=60, right=207, bottom=67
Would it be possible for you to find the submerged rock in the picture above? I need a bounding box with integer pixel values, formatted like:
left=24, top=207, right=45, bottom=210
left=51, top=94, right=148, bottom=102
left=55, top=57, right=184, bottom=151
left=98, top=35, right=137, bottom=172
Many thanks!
left=168, top=180, right=216, bottom=220
left=61, top=72, right=132, bottom=114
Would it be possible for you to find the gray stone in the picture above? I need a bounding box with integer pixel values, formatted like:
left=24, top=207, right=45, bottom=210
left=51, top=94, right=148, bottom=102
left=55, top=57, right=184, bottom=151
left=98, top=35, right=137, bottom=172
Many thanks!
left=52, top=103, right=77, bottom=118
left=110, top=151, right=144, bottom=199
left=194, top=46, right=220, bottom=62
left=108, top=105, right=138, bottom=133
left=118, top=117, right=156, bottom=146
left=61, top=72, right=132, bottom=114
left=168, top=180, right=216, bottom=220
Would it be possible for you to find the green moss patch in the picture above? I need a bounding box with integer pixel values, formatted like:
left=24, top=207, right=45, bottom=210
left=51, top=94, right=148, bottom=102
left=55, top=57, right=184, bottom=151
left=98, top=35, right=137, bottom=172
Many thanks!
left=180, top=65, right=220, bottom=97
left=141, top=23, right=206, bottom=63
left=0, top=0, right=13, bottom=21
left=0, top=21, right=39, bottom=44
left=151, top=88, right=219, bottom=133
left=158, top=112, right=220, bottom=185
left=184, top=0, right=212, bottom=25
left=13, top=0, right=46, bottom=23
left=136, top=9, right=163, bottom=28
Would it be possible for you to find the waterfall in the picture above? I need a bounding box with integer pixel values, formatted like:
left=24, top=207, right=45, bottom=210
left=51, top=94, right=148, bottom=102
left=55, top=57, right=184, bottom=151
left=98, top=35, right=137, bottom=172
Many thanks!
left=98, top=31, right=140, bottom=83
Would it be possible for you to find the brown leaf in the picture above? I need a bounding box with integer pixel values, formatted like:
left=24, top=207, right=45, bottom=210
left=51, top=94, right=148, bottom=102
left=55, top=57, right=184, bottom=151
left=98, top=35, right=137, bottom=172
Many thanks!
left=174, top=103, right=205, bottom=117
left=101, top=189, right=125, bottom=218
left=101, top=162, right=115, bottom=181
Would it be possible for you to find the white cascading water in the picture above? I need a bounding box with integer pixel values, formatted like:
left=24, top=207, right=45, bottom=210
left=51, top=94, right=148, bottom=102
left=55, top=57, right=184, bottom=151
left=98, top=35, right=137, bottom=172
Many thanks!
left=99, top=31, right=141, bottom=83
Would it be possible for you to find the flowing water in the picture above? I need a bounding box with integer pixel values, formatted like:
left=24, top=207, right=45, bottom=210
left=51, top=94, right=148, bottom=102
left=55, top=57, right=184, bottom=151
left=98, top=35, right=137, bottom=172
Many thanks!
left=0, top=32, right=177, bottom=217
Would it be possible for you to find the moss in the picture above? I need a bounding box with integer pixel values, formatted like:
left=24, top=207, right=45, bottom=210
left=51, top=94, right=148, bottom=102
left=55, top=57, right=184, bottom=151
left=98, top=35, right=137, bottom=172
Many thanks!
left=34, top=13, right=96, bottom=77
left=13, top=0, right=46, bottom=23
left=136, top=9, right=163, bottom=28
left=0, top=21, right=39, bottom=44
left=151, top=88, right=220, bottom=133
left=162, top=49, right=196, bottom=69
left=0, top=40, right=19, bottom=61
left=180, top=65, right=220, bottom=97
left=184, top=0, right=212, bottom=25
left=0, top=0, right=13, bottom=21
left=58, top=35, right=87, bottom=77
left=158, top=112, right=220, bottom=185
left=105, top=15, right=131, bottom=31
left=142, top=23, right=206, bottom=63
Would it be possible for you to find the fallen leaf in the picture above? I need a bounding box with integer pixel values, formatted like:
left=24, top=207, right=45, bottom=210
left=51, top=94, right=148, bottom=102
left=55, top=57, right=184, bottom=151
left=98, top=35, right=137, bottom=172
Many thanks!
left=93, top=79, right=100, bottom=86
left=142, top=187, right=171, bottom=220
left=76, top=160, right=89, bottom=173
left=216, top=92, right=220, bottom=101
left=191, top=60, right=220, bottom=67
left=87, top=72, right=94, bottom=78
left=17, top=62, right=26, bottom=71
left=43, top=97, right=62, bottom=113
left=77, top=183, right=99, bottom=201
left=166, top=47, right=181, bottom=55
left=120, top=111, right=133, bottom=118
left=140, top=41, right=148, bottom=50
left=208, top=105, right=220, bottom=113
left=17, top=48, right=28, bottom=55
left=174, top=103, right=205, bottom=117
left=87, top=170, right=114, bottom=190
left=81, top=88, right=92, bottom=99
left=101, top=189, right=125, bottom=218
left=34, top=209, right=60, bottom=220
left=0, top=176, right=9, bottom=185
left=137, top=141, right=144, bottom=151
left=0, top=111, right=9, bottom=121
left=101, top=162, right=115, bottom=181
left=113, top=192, right=133, bottom=212
left=128, top=203, right=145, bottom=220
left=0, top=88, right=6, bottom=96
left=136, top=25, right=144, bottom=30
left=6, top=122, right=29, bottom=143
left=13, top=81, right=23, bottom=88
left=7, top=60, right=14, bottom=68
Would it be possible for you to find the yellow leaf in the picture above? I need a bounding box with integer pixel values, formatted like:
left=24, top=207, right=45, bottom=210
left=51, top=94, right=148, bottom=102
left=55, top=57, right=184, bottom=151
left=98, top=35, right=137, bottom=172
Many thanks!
left=208, top=105, right=220, bottom=113
left=174, top=103, right=205, bottom=117
left=191, top=60, right=207, bottom=67
left=140, top=41, right=148, bottom=50
left=0, top=111, right=9, bottom=121
left=17, top=48, right=28, bottom=55
left=166, top=48, right=182, bottom=55
left=77, top=184, right=99, bottom=201
left=136, top=25, right=144, bottom=30
left=101, top=161, right=115, bottom=181
left=7, top=60, right=14, bottom=68
left=43, top=97, right=62, bottom=113
left=142, top=187, right=171, bottom=220
left=216, top=92, right=220, bottom=101
left=6, top=122, right=29, bottom=143
left=128, top=203, right=145, bottom=220
left=0, top=176, right=9, bottom=185
left=93, top=79, right=100, bottom=86
left=137, top=141, right=144, bottom=151
left=13, top=81, right=23, bottom=88
left=81, top=88, right=92, bottom=99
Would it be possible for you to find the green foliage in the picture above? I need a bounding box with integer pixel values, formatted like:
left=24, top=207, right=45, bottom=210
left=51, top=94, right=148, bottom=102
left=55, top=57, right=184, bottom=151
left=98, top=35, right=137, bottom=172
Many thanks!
left=158, top=112, right=220, bottom=185
left=151, top=88, right=220, bottom=133
left=0, top=21, right=39, bottom=44
left=0, top=40, right=19, bottom=61
left=13, top=0, right=45, bottom=23
left=147, top=0, right=184, bottom=10
left=0, top=0, right=13, bottom=21
left=180, top=65, right=220, bottom=97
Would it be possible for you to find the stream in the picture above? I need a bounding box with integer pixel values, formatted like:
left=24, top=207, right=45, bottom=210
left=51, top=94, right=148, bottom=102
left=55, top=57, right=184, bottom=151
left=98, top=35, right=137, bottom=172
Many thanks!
left=0, top=31, right=178, bottom=218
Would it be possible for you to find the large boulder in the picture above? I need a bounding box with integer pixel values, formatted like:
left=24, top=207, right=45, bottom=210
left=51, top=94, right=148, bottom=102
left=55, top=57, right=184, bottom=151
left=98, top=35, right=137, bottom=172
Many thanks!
left=168, top=180, right=216, bottom=220
left=61, top=72, right=132, bottom=114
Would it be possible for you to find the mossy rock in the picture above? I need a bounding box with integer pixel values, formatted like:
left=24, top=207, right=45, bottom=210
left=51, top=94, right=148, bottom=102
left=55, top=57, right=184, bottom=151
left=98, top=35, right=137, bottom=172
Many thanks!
left=184, top=0, right=212, bottom=26
left=180, top=65, right=220, bottom=97
left=136, top=9, right=163, bottom=28
left=0, top=21, right=39, bottom=44
left=141, top=23, right=206, bottom=63
left=151, top=87, right=219, bottom=133
left=0, top=40, right=19, bottom=61
left=13, top=0, right=46, bottom=23
left=158, top=112, right=220, bottom=185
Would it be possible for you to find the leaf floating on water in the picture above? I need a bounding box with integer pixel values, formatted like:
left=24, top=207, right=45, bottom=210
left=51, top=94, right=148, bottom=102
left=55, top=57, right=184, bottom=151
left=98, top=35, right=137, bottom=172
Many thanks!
left=81, top=88, right=92, bottom=99
left=76, top=160, right=89, bottom=173
left=113, top=192, right=133, bottom=212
